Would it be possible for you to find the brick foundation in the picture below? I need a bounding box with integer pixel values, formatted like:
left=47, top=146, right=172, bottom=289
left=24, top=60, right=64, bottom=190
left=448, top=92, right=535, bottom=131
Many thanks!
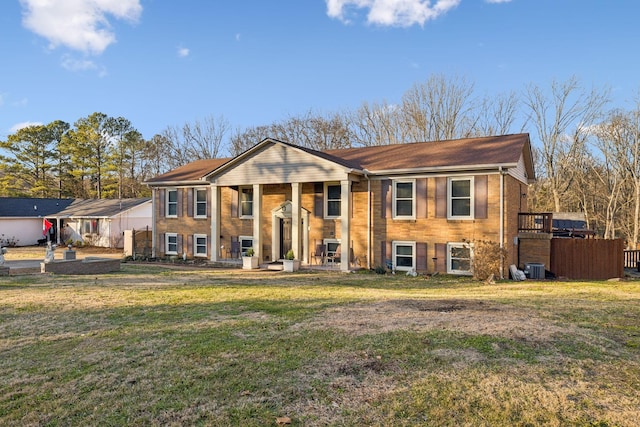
left=41, top=257, right=121, bottom=275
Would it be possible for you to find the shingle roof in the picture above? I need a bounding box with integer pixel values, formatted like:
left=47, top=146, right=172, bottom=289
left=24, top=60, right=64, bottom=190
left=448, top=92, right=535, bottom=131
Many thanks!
left=322, top=134, right=530, bottom=172
left=0, top=197, right=150, bottom=218
left=55, top=198, right=151, bottom=217
left=145, top=134, right=532, bottom=183
left=0, top=198, right=75, bottom=217
left=145, top=158, right=230, bottom=183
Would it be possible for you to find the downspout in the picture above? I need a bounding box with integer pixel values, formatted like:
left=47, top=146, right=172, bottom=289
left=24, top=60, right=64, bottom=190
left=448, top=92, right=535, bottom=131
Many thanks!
left=499, top=167, right=505, bottom=279
left=151, top=187, right=157, bottom=258
left=365, top=170, right=371, bottom=270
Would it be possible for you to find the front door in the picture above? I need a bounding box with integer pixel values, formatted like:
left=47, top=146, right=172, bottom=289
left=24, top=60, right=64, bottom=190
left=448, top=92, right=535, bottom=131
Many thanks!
left=280, top=218, right=292, bottom=259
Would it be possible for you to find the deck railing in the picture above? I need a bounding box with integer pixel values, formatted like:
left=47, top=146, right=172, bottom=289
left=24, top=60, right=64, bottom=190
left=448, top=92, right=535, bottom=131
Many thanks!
left=518, top=213, right=553, bottom=233
left=623, top=250, right=640, bottom=269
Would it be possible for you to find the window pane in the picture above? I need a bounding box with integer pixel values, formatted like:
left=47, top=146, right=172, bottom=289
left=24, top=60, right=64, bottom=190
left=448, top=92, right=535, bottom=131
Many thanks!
left=396, top=245, right=413, bottom=256
left=396, top=182, right=413, bottom=198
left=451, top=246, right=470, bottom=258
left=451, top=258, right=471, bottom=271
left=168, top=235, right=177, bottom=244
left=451, top=199, right=470, bottom=216
left=451, top=180, right=470, bottom=197
left=327, top=185, right=341, bottom=199
left=327, top=200, right=341, bottom=217
left=196, top=189, right=207, bottom=202
left=196, top=203, right=206, bottom=216
left=168, top=190, right=177, bottom=202
left=396, top=200, right=412, bottom=216
left=397, top=256, right=413, bottom=267
left=241, top=202, right=253, bottom=216
left=196, top=237, right=206, bottom=245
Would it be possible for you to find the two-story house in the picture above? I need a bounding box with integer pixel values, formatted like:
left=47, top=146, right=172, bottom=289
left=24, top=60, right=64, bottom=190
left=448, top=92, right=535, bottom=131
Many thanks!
left=145, top=133, right=535, bottom=275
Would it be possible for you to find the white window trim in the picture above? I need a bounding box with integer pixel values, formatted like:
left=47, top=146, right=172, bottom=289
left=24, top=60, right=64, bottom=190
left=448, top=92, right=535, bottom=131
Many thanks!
left=194, top=188, right=207, bottom=219
left=239, top=186, right=254, bottom=219
left=165, top=232, right=178, bottom=255
left=448, top=176, right=474, bottom=220
left=166, top=188, right=178, bottom=218
left=324, top=182, right=341, bottom=219
left=239, top=235, right=254, bottom=257
left=194, top=233, right=207, bottom=258
left=447, top=242, right=473, bottom=275
left=393, top=179, right=416, bottom=220
left=392, top=241, right=416, bottom=272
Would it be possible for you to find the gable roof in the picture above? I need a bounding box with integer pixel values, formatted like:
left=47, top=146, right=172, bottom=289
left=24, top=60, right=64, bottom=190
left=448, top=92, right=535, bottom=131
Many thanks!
left=55, top=198, right=151, bottom=218
left=145, top=133, right=535, bottom=184
left=145, top=158, right=230, bottom=185
left=0, top=197, right=75, bottom=217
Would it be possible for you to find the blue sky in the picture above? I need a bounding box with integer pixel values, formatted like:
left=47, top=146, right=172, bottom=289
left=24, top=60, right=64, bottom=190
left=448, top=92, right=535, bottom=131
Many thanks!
left=1, top=0, right=639, bottom=144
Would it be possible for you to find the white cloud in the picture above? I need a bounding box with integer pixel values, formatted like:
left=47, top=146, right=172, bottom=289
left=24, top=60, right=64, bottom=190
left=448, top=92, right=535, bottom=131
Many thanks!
left=61, top=55, right=97, bottom=71
left=20, top=0, right=142, bottom=55
left=326, top=0, right=462, bottom=27
left=177, top=47, right=190, bottom=58
left=10, top=121, right=42, bottom=133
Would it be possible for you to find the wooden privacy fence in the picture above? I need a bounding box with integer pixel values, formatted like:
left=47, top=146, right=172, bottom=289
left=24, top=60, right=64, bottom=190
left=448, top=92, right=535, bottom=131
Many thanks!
left=550, top=238, right=624, bottom=280
left=131, top=227, right=152, bottom=259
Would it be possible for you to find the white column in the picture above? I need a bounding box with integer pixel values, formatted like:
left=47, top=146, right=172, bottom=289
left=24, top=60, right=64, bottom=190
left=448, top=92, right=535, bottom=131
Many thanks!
left=253, top=184, right=262, bottom=262
left=210, top=185, right=221, bottom=261
left=340, top=180, right=350, bottom=271
left=291, top=182, right=301, bottom=261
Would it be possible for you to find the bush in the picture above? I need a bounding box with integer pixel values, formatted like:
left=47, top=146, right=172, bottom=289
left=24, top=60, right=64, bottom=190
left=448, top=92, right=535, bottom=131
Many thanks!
left=468, top=239, right=508, bottom=281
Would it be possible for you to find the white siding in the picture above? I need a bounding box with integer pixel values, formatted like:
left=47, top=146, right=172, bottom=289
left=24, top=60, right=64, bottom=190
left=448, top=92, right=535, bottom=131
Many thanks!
left=0, top=218, right=43, bottom=246
left=508, top=155, right=529, bottom=184
left=213, top=142, right=350, bottom=186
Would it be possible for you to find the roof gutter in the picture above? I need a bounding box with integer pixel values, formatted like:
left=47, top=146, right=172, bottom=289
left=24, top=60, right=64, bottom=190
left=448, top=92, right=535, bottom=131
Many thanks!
left=368, top=163, right=517, bottom=176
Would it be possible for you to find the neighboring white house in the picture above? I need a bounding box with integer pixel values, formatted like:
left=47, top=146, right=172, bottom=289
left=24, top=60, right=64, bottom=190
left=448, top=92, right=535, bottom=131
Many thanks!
left=0, top=197, right=151, bottom=248
left=0, top=198, right=75, bottom=246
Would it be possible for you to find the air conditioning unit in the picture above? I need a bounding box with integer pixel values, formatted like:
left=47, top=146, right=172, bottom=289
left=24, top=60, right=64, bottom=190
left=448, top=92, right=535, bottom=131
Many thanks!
left=526, top=263, right=545, bottom=279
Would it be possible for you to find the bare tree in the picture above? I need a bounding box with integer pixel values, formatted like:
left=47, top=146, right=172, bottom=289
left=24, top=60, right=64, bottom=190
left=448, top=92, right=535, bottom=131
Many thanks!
left=524, top=76, right=610, bottom=212
left=161, top=114, right=230, bottom=167
left=349, top=100, right=407, bottom=146
left=593, top=107, right=640, bottom=246
left=229, top=125, right=272, bottom=156
left=475, top=91, right=521, bottom=136
left=400, top=74, right=478, bottom=142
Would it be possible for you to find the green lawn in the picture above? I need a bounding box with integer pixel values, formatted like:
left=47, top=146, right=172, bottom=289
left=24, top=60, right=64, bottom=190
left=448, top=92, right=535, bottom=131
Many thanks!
left=1, top=265, right=639, bottom=426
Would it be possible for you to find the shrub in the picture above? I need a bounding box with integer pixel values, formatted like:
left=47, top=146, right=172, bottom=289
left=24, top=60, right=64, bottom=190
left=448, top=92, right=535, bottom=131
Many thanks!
left=467, top=239, right=508, bottom=281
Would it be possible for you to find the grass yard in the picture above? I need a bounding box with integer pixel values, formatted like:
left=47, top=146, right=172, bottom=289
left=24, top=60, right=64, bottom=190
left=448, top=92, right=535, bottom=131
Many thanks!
left=1, top=265, right=639, bottom=426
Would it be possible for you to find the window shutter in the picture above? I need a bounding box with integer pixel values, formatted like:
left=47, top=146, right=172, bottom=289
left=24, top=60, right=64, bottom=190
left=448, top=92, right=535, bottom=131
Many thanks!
left=178, top=234, right=184, bottom=254
left=177, top=189, right=183, bottom=218
left=416, top=178, right=427, bottom=218
left=159, top=233, right=165, bottom=254
left=416, top=242, right=427, bottom=271
left=435, top=243, right=446, bottom=273
left=381, top=180, right=391, bottom=218
left=435, top=177, right=447, bottom=218
left=187, top=189, right=193, bottom=217
left=474, top=175, right=488, bottom=219
left=187, top=234, right=193, bottom=257
left=159, top=189, right=165, bottom=217
left=314, top=184, right=323, bottom=217
left=381, top=240, right=392, bottom=265
left=206, top=189, right=211, bottom=218
left=230, top=187, right=238, bottom=217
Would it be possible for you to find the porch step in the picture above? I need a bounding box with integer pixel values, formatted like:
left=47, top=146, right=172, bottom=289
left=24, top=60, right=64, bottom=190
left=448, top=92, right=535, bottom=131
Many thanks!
left=267, top=261, right=284, bottom=271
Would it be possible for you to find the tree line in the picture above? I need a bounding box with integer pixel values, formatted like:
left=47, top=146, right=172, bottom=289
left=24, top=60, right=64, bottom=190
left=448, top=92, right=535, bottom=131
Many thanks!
left=2, top=74, right=640, bottom=245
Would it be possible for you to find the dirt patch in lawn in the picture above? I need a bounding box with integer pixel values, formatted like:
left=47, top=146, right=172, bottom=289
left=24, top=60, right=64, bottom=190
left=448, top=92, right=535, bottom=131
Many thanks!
left=302, top=299, right=568, bottom=341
